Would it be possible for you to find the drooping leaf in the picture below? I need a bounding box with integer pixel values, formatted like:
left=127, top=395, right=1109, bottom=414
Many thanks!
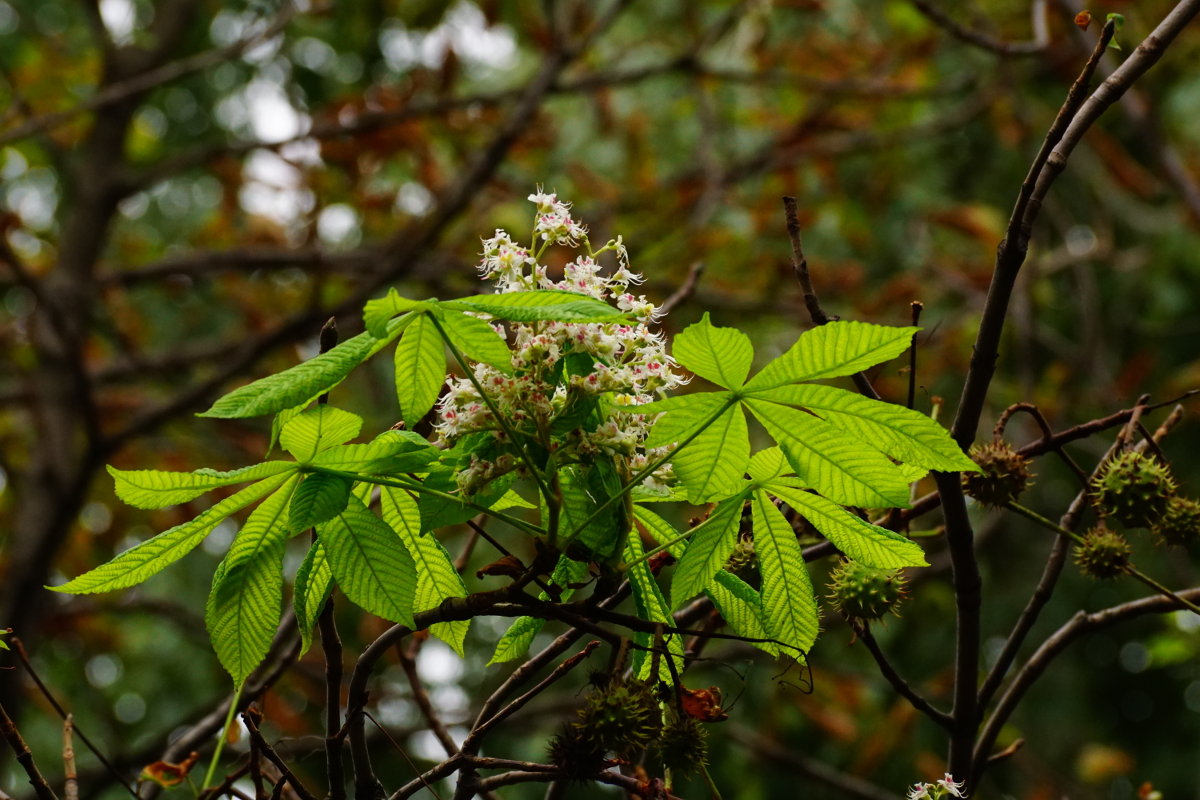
left=670, top=493, right=747, bottom=608
left=672, top=313, right=754, bottom=389
left=746, top=384, right=977, bottom=472
left=436, top=311, right=512, bottom=370
left=206, top=475, right=299, bottom=683
left=51, top=473, right=294, bottom=594
left=363, top=288, right=425, bottom=337
left=380, top=487, right=470, bottom=655
left=644, top=392, right=746, bottom=503
left=751, top=489, right=818, bottom=655
left=310, top=430, right=439, bottom=473
left=625, top=527, right=684, bottom=681
left=393, top=313, right=446, bottom=425
left=201, top=330, right=397, bottom=419
left=707, top=570, right=778, bottom=657
left=290, top=472, right=352, bottom=531
left=747, top=399, right=912, bottom=507
left=294, top=541, right=333, bottom=655
left=108, top=461, right=295, bottom=510
left=767, top=480, right=928, bottom=568
left=744, top=321, right=917, bottom=391
left=444, top=289, right=627, bottom=322
left=317, top=495, right=417, bottom=625
left=488, top=556, right=589, bottom=664
left=560, top=461, right=625, bottom=560
left=633, top=505, right=686, bottom=559
left=280, top=406, right=363, bottom=462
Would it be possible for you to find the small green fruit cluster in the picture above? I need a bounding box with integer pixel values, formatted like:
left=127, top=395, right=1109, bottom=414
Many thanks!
left=724, top=534, right=758, bottom=583
left=827, top=560, right=908, bottom=620
left=1074, top=526, right=1132, bottom=579
left=656, top=712, right=709, bottom=778
left=1152, top=496, right=1200, bottom=547
left=550, top=678, right=661, bottom=773
left=1090, top=451, right=1176, bottom=528
left=963, top=440, right=1034, bottom=508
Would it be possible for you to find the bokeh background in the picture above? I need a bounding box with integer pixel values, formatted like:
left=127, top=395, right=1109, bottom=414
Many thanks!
left=2, top=0, right=1200, bottom=797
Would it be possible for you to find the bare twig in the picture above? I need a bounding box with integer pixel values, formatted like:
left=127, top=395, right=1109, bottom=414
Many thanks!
left=396, top=642, right=459, bottom=756
left=241, top=712, right=320, bottom=800
left=855, top=624, right=953, bottom=731
left=63, top=716, right=78, bottom=800
left=1, top=701, right=58, bottom=800
left=908, top=0, right=1048, bottom=56
left=657, top=261, right=705, bottom=318
left=972, top=587, right=1200, bottom=785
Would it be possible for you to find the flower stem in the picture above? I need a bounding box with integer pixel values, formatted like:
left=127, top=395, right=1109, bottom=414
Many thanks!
left=201, top=683, right=243, bottom=791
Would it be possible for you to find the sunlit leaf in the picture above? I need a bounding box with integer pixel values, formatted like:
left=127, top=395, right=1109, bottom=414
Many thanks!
left=317, top=495, right=417, bottom=626
left=672, top=313, right=754, bottom=389
left=51, top=473, right=294, bottom=594
left=670, top=493, right=747, bottom=608
left=394, top=313, right=445, bottom=425
left=625, top=527, right=684, bottom=681
left=436, top=310, right=512, bottom=370
left=445, top=289, right=627, bottom=322
left=280, top=405, right=363, bottom=462
left=294, top=541, right=333, bottom=655
left=744, top=321, right=917, bottom=391
left=290, top=472, right=352, bottom=531
left=206, top=474, right=300, bottom=683
left=767, top=480, right=927, bottom=568
left=751, top=489, right=818, bottom=654
left=108, top=461, right=295, bottom=510
left=645, top=391, right=746, bottom=503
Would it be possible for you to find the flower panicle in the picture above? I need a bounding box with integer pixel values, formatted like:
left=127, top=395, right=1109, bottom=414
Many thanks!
left=907, top=774, right=966, bottom=800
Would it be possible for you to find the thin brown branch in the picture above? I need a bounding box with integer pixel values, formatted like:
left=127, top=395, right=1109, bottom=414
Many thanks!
left=241, top=712, right=320, bottom=800
left=396, top=642, right=459, bottom=757
left=972, top=587, right=1200, bottom=786
left=855, top=623, right=953, bottom=731
left=1, top=700, right=58, bottom=800
left=656, top=261, right=705, bottom=318
left=908, top=0, right=1048, bottom=56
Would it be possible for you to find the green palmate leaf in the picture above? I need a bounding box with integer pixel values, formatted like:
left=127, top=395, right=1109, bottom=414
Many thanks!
left=625, top=528, right=684, bottom=682
left=269, top=404, right=308, bottom=456
left=744, top=321, right=917, bottom=391
left=633, top=505, right=686, bottom=559
left=644, top=392, right=746, bottom=503
left=290, top=472, right=352, bottom=531
left=317, top=495, right=417, bottom=626
left=201, top=329, right=399, bottom=419
left=363, top=288, right=426, bottom=337
left=767, top=481, right=927, bottom=568
left=294, top=541, right=333, bottom=655
left=747, top=399, right=912, bottom=507
left=707, top=570, right=778, bottom=657
left=491, top=488, right=537, bottom=511
left=417, top=466, right=516, bottom=532
left=560, top=460, right=626, bottom=560
left=670, top=493, right=747, bottom=608
left=747, top=447, right=789, bottom=482
left=394, top=313, right=446, bottom=425
left=672, top=313, right=754, bottom=389
left=52, top=473, right=294, bottom=594
left=489, top=615, right=545, bottom=665
left=747, top=384, right=976, bottom=472
left=280, top=405, right=363, bottom=462
left=489, top=556, right=589, bottom=664
left=751, top=489, right=818, bottom=655
left=206, top=475, right=299, bottom=683
left=108, top=461, right=295, bottom=510
left=436, top=311, right=511, bottom=370
left=380, top=487, right=470, bottom=655
left=445, top=289, right=627, bottom=322
left=310, top=430, right=439, bottom=473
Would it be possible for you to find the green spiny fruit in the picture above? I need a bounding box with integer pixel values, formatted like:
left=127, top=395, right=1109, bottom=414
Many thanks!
left=724, top=533, right=758, bottom=583
left=1152, top=496, right=1200, bottom=547
left=547, top=723, right=607, bottom=781
left=655, top=713, right=709, bottom=778
left=1074, top=526, right=1132, bottom=579
left=826, top=560, right=908, bottom=621
left=573, top=679, right=661, bottom=758
left=1091, top=451, right=1176, bottom=528
left=962, top=440, right=1034, bottom=508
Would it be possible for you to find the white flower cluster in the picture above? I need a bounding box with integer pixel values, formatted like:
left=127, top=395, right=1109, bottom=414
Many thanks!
left=907, top=775, right=966, bottom=800
left=436, top=190, right=685, bottom=495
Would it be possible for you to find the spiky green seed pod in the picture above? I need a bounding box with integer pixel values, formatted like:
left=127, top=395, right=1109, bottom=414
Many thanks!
left=1090, top=451, right=1176, bottom=528
left=1074, top=526, right=1132, bottom=579
left=573, top=680, right=661, bottom=758
left=547, top=723, right=607, bottom=781
left=656, top=713, right=709, bottom=778
left=826, top=560, right=908, bottom=621
left=724, top=534, right=758, bottom=583
left=962, top=440, right=1034, bottom=508
left=1152, top=496, right=1200, bottom=547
